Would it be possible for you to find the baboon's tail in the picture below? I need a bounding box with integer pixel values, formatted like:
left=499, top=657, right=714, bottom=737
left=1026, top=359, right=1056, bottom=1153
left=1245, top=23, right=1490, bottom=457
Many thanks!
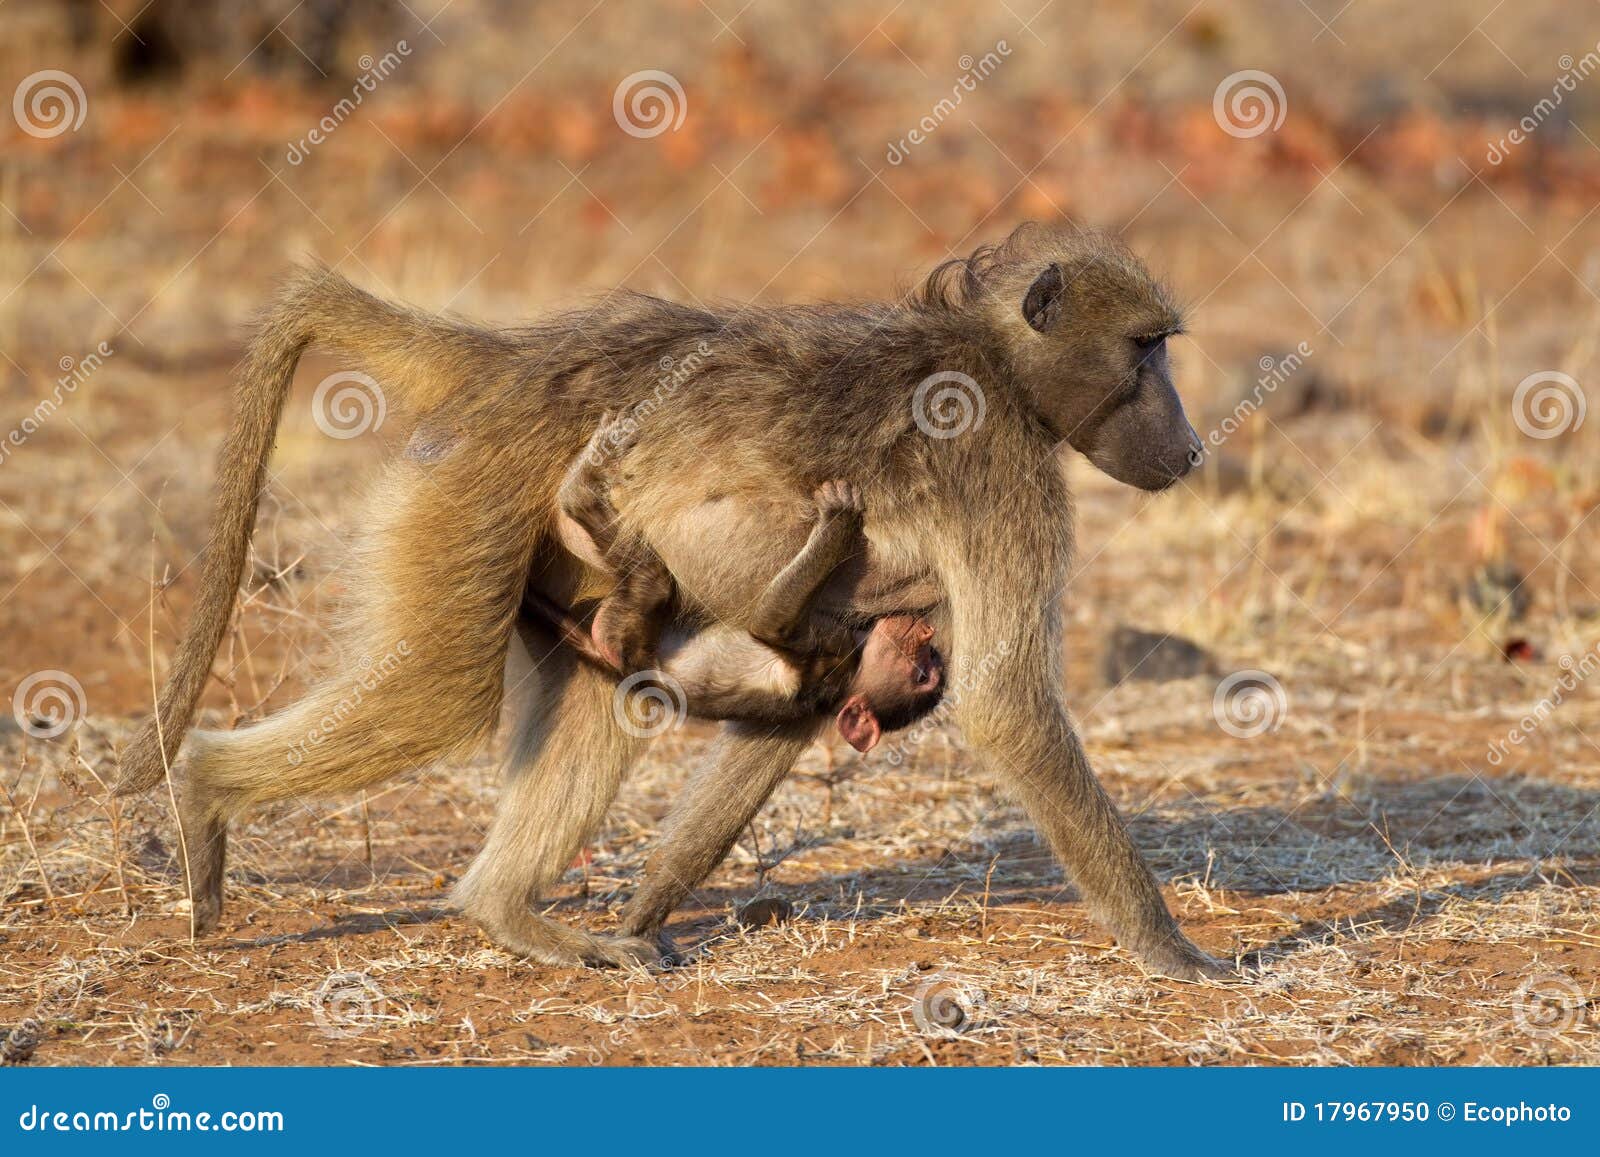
left=116, top=267, right=505, bottom=795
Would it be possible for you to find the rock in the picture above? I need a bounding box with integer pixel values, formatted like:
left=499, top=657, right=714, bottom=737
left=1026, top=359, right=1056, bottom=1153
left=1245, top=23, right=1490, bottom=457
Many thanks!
left=1215, top=350, right=1350, bottom=427
left=2, top=1019, right=40, bottom=1065
left=1102, top=625, right=1220, bottom=685
left=736, top=897, right=793, bottom=929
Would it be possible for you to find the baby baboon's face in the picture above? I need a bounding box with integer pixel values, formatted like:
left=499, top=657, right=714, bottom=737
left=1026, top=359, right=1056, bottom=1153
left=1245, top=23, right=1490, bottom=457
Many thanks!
left=1016, top=254, right=1203, bottom=491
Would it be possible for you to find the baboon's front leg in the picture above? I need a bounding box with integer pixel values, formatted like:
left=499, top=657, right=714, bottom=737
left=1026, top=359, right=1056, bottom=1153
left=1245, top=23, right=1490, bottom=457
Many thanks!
left=619, top=719, right=817, bottom=949
left=930, top=495, right=1231, bottom=980
left=452, top=618, right=659, bottom=967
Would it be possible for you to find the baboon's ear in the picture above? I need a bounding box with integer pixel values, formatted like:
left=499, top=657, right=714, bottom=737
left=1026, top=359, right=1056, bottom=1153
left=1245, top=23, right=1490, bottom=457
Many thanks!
left=1022, top=263, right=1065, bottom=333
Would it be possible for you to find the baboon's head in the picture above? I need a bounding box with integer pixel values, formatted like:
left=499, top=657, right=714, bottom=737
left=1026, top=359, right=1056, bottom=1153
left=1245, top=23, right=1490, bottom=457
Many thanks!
left=920, top=226, right=1203, bottom=490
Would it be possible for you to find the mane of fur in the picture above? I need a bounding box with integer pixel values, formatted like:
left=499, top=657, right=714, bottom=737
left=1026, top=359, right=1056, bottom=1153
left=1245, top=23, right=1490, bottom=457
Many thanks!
left=909, top=222, right=1183, bottom=334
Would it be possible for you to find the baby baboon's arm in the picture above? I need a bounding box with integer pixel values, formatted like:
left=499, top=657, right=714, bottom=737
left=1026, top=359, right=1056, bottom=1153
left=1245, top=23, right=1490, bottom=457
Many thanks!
left=747, top=480, right=864, bottom=654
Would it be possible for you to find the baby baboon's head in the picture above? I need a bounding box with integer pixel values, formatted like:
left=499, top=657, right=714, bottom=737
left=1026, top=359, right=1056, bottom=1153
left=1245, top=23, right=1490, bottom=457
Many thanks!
left=835, top=616, right=945, bottom=753
left=919, top=225, right=1203, bottom=490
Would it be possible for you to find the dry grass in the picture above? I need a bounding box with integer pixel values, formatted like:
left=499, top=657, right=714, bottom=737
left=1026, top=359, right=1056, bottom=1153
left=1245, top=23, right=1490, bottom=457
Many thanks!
left=4, top=0, right=1600, bottom=1066
left=4, top=655, right=1600, bottom=1066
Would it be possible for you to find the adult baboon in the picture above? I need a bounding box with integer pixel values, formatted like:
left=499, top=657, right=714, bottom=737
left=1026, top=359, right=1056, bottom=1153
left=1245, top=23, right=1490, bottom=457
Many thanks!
left=118, top=223, right=1224, bottom=977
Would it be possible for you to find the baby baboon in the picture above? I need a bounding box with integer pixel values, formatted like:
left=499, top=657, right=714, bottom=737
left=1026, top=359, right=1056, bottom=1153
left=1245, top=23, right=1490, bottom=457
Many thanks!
left=118, top=223, right=1225, bottom=977
left=532, top=418, right=945, bottom=750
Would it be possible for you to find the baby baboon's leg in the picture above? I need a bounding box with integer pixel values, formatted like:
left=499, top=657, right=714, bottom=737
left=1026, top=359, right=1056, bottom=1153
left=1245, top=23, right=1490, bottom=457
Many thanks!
left=619, top=720, right=817, bottom=947
left=557, top=428, right=672, bottom=674
left=452, top=617, right=659, bottom=967
left=590, top=534, right=673, bottom=675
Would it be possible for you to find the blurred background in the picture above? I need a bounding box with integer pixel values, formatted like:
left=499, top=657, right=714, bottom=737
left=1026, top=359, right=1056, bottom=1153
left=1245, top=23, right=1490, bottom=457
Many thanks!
left=3, top=0, right=1597, bottom=710
left=2, top=1, right=1598, bottom=1066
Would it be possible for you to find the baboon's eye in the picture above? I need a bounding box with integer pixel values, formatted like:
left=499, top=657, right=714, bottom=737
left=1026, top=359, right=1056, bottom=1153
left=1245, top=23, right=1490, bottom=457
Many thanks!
left=1131, top=334, right=1168, bottom=368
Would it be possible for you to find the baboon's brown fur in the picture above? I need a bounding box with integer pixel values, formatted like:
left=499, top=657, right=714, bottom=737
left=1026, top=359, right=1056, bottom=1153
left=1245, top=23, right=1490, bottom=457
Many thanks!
left=118, top=222, right=1223, bottom=976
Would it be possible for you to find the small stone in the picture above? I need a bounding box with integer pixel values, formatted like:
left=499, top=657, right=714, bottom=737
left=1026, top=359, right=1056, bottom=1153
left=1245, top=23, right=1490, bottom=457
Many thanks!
left=2, top=1019, right=41, bottom=1065
left=736, top=897, right=793, bottom=929
left=1102, top=625, right=1220, bottom=685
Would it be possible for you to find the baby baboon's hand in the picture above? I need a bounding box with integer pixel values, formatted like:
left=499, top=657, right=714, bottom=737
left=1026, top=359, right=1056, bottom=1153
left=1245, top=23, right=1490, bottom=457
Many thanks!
left=813, top=479, right=864, bottom=520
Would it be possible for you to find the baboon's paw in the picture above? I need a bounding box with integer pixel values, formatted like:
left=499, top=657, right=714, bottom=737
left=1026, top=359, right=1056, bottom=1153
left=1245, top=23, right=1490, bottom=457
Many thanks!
left=188, top=896, right=223, bottom=937
left=583, top=934, right=669, bottom=970
left=1140, top=938, right=1237, bottom=982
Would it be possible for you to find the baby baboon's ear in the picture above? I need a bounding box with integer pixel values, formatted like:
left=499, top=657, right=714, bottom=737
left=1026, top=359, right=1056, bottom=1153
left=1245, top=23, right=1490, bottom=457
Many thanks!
left=835, top=695, right=882, bottom=753
left=1022, top=262, right=1066, bottom=332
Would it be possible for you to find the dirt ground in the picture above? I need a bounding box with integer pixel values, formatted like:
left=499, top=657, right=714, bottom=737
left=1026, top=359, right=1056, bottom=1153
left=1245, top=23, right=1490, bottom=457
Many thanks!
left=3, top=0, right=1600, bottom=1066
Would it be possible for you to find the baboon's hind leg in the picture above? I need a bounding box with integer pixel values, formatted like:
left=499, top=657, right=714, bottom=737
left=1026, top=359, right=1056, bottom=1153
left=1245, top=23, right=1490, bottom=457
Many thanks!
left=619, top=720, right=815, bottom=948
left=452, top=618, right=657, bottom=967
left=173, top=459, right=550, bottom=927
left=175, top=780, right=227, bottom=934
